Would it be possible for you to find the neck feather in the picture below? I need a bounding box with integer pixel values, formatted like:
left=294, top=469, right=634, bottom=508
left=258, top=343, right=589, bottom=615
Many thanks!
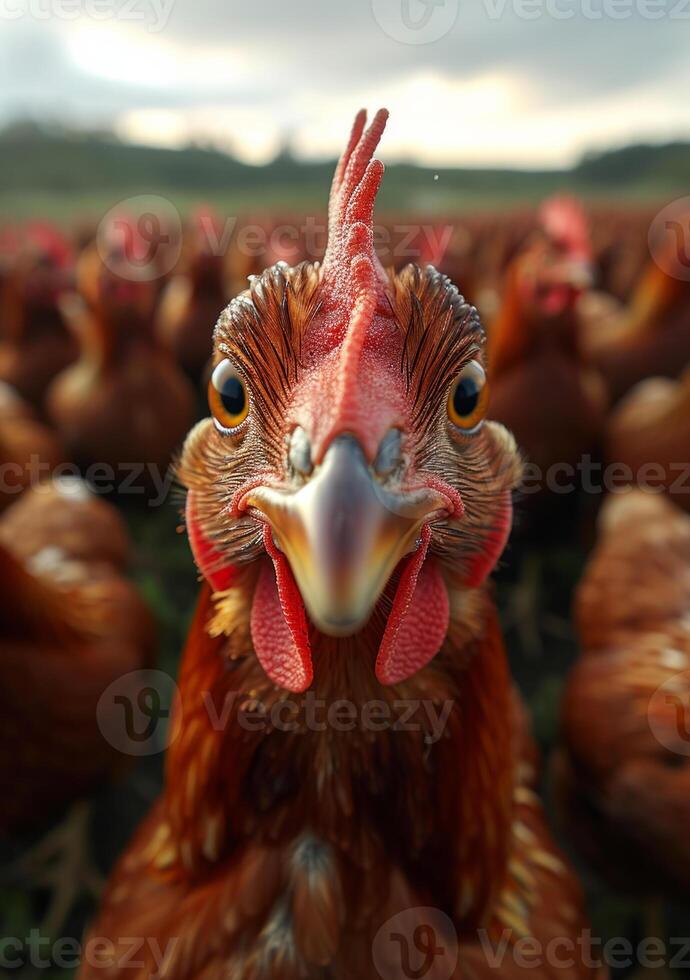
left=164, top=576, right=515, bottom=926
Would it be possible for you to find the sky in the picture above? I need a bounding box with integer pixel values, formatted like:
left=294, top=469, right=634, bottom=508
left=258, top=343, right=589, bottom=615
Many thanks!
left=1, top=0, right=689, bottom=168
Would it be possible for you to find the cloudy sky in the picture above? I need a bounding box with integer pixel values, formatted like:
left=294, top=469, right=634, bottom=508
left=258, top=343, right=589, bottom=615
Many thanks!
left=1, top=0, right=688, bottom=167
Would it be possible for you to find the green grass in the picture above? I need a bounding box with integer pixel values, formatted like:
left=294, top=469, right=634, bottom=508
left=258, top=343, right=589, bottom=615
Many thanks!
left=0, top=179, right=680, bottom=224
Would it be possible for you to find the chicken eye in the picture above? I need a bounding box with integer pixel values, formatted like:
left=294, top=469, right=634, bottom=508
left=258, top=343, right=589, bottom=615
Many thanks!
left=448, top=361, right=489, bottom=432
left=209, top=360, right=249, bottom=431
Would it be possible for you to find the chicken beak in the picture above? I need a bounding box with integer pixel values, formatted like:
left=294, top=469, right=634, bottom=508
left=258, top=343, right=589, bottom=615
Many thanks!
left=245, top=435, right=449, bottom=637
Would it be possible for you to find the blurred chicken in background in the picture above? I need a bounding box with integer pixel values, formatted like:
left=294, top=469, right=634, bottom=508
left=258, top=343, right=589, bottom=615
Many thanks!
left=557, top=492, right=690, bottom=909
left=0, top=223, right=78, bottom=408
left=0, top=380, right=64, bottom=509
left=487, top=197, right=607, bottom=493
left=579, top=221, right=690, bottom=402
left=0, top=477, right=156, bottom=935
left=604, top=367, right=690, bottom=511
left=157, top=208, right=230, bottom=381
left=47, top=215, right=196, bottom=495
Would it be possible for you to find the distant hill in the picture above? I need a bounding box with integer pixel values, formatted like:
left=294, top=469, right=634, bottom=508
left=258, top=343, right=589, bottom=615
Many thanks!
left=575, top=141, right=690, bottom=186
left=0, top=121, right=687, bottom=219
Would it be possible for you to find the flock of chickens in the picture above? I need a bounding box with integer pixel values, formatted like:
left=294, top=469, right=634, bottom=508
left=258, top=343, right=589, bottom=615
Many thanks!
left=0, top=112, right=689, bottom=979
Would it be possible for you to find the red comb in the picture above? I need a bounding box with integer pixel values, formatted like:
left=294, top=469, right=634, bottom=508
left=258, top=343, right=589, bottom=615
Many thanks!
left=25, top=222, right=73, bottom=268
left=323, top=107, right=388, bottom=281
left=538, top=195, right=591, bottom=261
left=319, top=109, right=390, bottom=387
left=296, top=109, right=398, bottom=466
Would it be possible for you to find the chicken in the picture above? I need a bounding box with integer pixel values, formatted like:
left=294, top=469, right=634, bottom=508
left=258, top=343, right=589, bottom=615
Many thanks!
left=578, top=228, right=690, bottom=402
left=0, top=222, right=78, bottom=408
left=157, top=208, right=230, bottom=380
left=604, top=367, right=690, bottom=511
left=556, top=490, right=690, bottom=899
left=46, top=220, right=196, bottom=497
left=0, top=473, right=130, bottom=567
left=0, top=476, right=156, bottom=833
left=0, top=380, right=65, bottom=510
left=589, top=206, right=653, bottom=302
left=487, top=197, right=606, bottom=491
left=80, top=110, right=599, bottom=980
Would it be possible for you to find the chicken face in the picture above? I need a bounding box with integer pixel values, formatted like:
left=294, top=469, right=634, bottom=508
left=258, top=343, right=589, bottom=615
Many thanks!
left=180, top=110, right=520, bottom=692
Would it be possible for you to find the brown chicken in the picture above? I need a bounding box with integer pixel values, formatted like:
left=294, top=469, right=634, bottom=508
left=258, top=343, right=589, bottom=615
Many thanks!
left=81, top=110, right=600, bottom=980
left=157, top=208, right=230, bottom=379
left=0, top=477, right=156, bottom=833
left=47, top=221, right=196, bottom=496
left=589, top=206, right=654, bottom=302
left=604, top=367, right=690, bottom=512
left=578, top=230, right=690, bottom=402
left=0, top=380, right=65, bottom=510
left=0, top=222, right=78, bottom=408
left=0, top=474, right=131, bottom=567
left=487, top=197, right=606, bottom=490
left=557, top=490, right=690, bottom=899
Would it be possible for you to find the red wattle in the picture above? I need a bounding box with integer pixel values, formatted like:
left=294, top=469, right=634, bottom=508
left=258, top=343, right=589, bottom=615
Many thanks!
left=375, top=524, right=450, bottom=686
left=250, top=526, right=313, bottom=693
left=462, top=491, right=513, bottom=588
left=185, top=491, right=240, bottom=593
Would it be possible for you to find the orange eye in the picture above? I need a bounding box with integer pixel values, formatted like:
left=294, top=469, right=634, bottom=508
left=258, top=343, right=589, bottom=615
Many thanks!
left=209, top=360, right=249, bottom=431
left=447, top=361, right=489, bottom=432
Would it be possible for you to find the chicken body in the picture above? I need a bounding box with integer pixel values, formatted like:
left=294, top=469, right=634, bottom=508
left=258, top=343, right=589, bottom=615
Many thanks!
left=0, top=479, right=156, bottom=832
left=558, top=491, right=690, bottom=896
left=80, top=110, right=599, bottom=979
left=83, top=586, right=599, bottom=980
left=0, top=380, right=65, bottom=510
left=157, top=210, right=230, bottom=379
left=487, top=207, right=606, bottom=491
left=578, top=245, right=690, bottom=402
left=0, top=225, right=78, bottom=408
left=605, top=368, right=690, bottom=512
left=47, top=235, right=196, bottom=493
